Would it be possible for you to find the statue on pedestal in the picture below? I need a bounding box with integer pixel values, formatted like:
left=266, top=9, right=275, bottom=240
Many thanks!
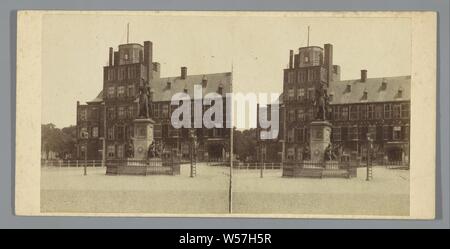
left=313, top=88, right=330, bottom=121
left=137, top=86, right=150, bottom=119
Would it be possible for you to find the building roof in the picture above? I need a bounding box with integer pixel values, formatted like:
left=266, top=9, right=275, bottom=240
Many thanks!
left=87, top=90, right=104, bottom=104
left=328, top=75, right=411, bottom=105
left=151, top=72, right=232, bottom=102
left=87, top=72, right=232, bottom=103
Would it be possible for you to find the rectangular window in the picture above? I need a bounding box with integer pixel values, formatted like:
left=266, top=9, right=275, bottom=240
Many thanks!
left=392, top=126, right=402, bottom=140
left=368, top=125, right=376, bottom=140
left=107, top=107, right=115, bottom=120
left=92, top=127, right=98, bottom=138
left=287, top=71, right=295, bottom=84
left=287, top=130, right=295, bottom=143
left=107, top=87, right=115, bottom=98
left=393, top=104, right=401, bottom=118
left=116, top=126, right=124, bottom=140
left=80, top=127, right=88, bottom=139
left=297, top=88, right=305, bottom=101
left=153, top=104, right=160, bottom=118
left=349, top=106, right=358, bottom=120
left=349, top=126, right=358, bottom=140
left=107, top=145, right=115, bottom=158
left=107, top=127, right=114, bottom=140
left=107, top=68, right=115, bottom=81
left=359, top=105, right=367, bottom=120
left=162, top=104, right=169, bottom=118
left=402, top=126, right=410, bottom=141
left=341, top=106, right=349, bottom=120
left=401, top=103, right=410, bottom=118
left=307, top=88, right=315, bottom=100
left=79, top=109, right=87, bottom=121
left=367, top=105, right=375, bottom=119
left=289, top=110, right=295, bottom=122
left=118, top=106, right=125, bottom=119
left=295, top=128, right=304, bottom=142
left=375, top=105, right=383, bottom=119
left=117, top=86, right=125, bottom=97
left=117, top=144, right=124, bottom=159
left=332, top=127, right=341, bottom=141
left=383, top=126, right=391, bottom=140
left=128, top=85, right=134, bottom=97
left=307, top=69, right=314, bottom=82
left=333, top=106, right=340, bottom=120
left=118, top=67, right=126, bottom=80
left=154, top=124, right=162, bottom=138
left=384, top=104, right=392, bottom=119
left=297, top=108, right=304, bottom=121
left=127, top=105, right=134, bottom=119
left=288, top=88, right=295, bottom=100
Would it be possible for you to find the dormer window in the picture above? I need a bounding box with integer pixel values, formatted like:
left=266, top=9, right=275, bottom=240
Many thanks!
left=397, top=87, right=403, bottom=98
left=124, top=53, right=129, bottom=60
left=183, top=87, right=188, bottom=93
left=217, top=84, right=224, bottom=95
left=362, top=89, right=368, bottom=100
left=166, top=81, right=171, bottom=89
left=346, top=84, right=351, bottom=92
left=381, top=78, right=388, bottom=90
left=328, top=92, right=334, bottom=102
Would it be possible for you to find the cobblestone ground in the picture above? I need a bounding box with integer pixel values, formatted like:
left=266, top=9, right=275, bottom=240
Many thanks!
left=232, top=166, right=409, bottom=216
left=41, top=163, right=230, bottom=214
left=41, top=164, right=409, bottom=216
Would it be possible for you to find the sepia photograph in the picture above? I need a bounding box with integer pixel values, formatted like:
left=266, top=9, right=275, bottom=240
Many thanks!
left=15, top=11, right=436, bottom=218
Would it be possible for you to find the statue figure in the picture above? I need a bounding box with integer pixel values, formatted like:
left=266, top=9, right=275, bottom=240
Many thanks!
left=148, top=141, right=156, bottom=158
left=126, top=140, right=134, bottom=158
left=313, top=88, right=329, bottom=121
left=137, top=86, right=150, bottom=118
left=324, top=143, right=332, bottom=161
left=302, top=144, right=310, bottom=161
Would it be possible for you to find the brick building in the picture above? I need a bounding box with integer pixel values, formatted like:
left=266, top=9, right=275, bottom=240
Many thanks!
left=258, top=43, right=410, bottom=165
left=76, top=41, right=231, bottom=161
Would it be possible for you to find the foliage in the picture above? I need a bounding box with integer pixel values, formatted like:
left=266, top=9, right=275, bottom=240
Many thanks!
left=41, top=124, right=77, bottom=159
left=233, top=128, right=258, bottom=162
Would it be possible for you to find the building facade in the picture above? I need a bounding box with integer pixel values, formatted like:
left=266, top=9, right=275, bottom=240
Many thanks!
left=76, top=41, right=231, bottom=161
left=258, top=43, right=410, bottom=165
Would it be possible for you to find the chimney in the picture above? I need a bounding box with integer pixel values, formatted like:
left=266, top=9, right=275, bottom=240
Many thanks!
left=294, top=54, right=299, bottom=68
left=113, top=51, right=119, bottom=66
left=289, top=50, right=294, bottom=69
left=109, top=47, right=113, bottom=66
left=181, top=67, right=187, bottom=79
left=144, top=41, right=153, bottom=83
left=202, top=75, right=208, bottom=88
left=324, top=44, right=333, bottom=83
left=360, top=69, right=367, bottom=82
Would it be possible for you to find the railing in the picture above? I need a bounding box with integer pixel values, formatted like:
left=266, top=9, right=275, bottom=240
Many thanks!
left=105, top=158, right=180, bottom=176
left=41, top=159, right=104, bottom=168
left=232, top=162, right=282, bottom=170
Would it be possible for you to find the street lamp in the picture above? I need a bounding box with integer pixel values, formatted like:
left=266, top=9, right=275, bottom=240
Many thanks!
left=189, top=128, right=197, bottom=177
left=366, top=133, right=373, bottom=181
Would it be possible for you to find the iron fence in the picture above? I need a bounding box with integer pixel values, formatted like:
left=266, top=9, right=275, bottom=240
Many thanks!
left=41, top=159, right=103, bottom=168
left=105, top=158, right=180, bottom=176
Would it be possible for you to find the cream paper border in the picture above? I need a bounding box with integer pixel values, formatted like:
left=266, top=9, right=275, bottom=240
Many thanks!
left=15, top=11, right=436, bottom=219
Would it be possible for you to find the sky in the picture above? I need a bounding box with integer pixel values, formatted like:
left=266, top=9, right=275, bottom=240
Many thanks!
left=41, top=12, right=411, bottom=128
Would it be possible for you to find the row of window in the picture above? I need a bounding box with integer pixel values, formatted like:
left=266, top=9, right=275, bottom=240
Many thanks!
left=78, top=107, right=99, bottom=121
left=285, top=125, right=409, bottom=143
left=153, top=125, right=226, bottom=138
left=332, top=103, right=409, bottom=121
left=107, top=85, right=135, bottom=99
left=79, top=126, right=99, bottom=139
left=105, top=65, right=141, bottom=81
left=286, top=68, right=327, bottom=84
left=107, top=106, right=135, bottom=120
left=286, top=87, right=316, bottom=102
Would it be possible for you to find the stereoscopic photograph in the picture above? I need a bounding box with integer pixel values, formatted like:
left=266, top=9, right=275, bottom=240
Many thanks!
left=15, top=11, right=436, bottom=218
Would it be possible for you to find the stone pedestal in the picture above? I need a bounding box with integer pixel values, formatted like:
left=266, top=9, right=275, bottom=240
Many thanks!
left=309, top=120, right=332, bottom=162
left=132, top=118, right=155, bottom=160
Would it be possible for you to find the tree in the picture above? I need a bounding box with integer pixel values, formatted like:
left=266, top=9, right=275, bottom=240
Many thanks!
left=233, top=128, right=258, bottom=162
left=41, top=124, right=78, bottom=159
